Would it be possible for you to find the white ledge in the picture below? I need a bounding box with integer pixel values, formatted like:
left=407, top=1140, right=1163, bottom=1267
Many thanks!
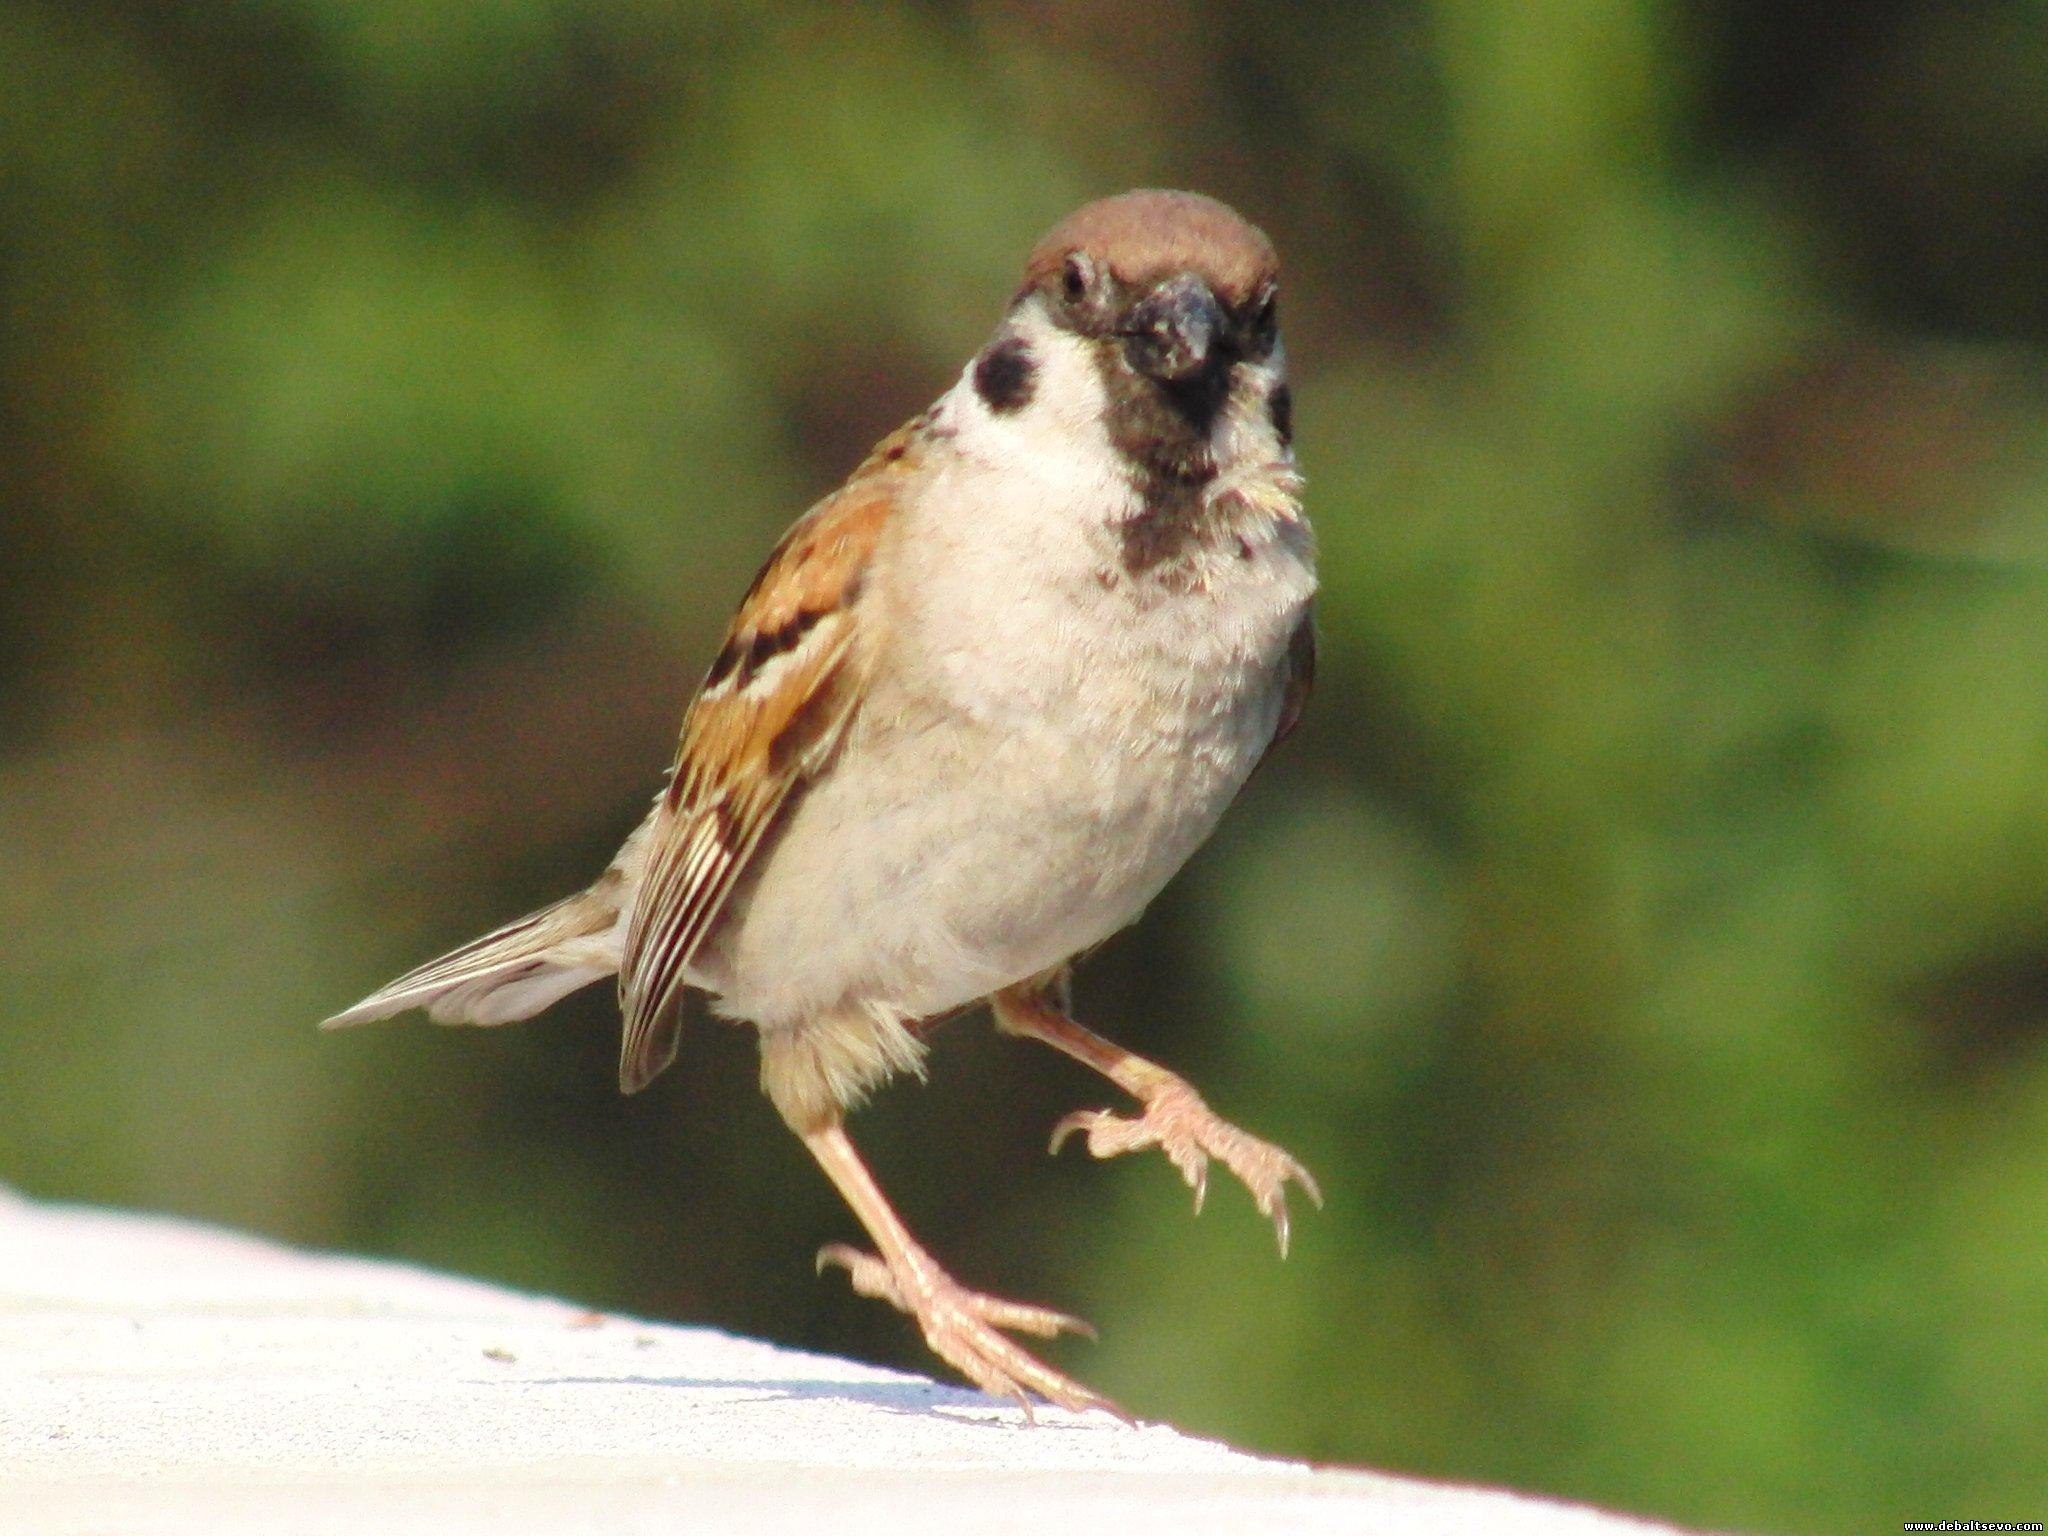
left=0, top=1188, right=1697, bottom=1534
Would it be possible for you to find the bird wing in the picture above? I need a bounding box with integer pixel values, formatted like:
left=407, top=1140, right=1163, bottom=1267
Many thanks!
left=1272, top=605, right=1315, bottom=750
left=1249, top=604, right=1315, bottom=784
left=614, top=426, right=916, bottom=1093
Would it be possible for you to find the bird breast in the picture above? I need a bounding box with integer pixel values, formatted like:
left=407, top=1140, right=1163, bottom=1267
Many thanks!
left=690, top=433, right=1314, bottom=1034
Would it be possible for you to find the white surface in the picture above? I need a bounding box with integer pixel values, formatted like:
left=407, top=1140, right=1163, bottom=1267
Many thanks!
left=0, top=1188, right=1694, bottom=1534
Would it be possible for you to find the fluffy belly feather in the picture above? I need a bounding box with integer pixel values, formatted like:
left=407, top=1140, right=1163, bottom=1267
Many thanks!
left=691, top=429, right=1315, bottom=1033
left=692, top=632, right=1289, bottom=1030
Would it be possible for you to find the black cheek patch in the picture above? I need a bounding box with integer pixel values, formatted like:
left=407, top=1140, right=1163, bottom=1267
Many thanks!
left=1268, top=382, right=1293, bottom=446
left=973, top=337, right=1037, bottom=414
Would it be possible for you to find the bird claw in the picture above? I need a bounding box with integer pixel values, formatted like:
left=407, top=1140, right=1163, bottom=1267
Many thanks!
left=1050, top=1082, right=1321, bottom=1256
left=815, top=1244, right=1120, bottom=1419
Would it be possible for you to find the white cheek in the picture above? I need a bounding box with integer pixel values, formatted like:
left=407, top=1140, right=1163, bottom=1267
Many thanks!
left=940, top=308, right=1128, bottom=504
left=933, top=303, right=1294, bottom=519
left=1219, top=351, right=1291, bottom=468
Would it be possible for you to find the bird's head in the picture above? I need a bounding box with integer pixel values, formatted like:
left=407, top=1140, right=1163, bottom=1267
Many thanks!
left=963, top=190, right=1292, bottom=490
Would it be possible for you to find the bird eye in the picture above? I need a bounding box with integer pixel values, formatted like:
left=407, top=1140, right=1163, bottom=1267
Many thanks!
left=1061, top=255, right=1090, bottom=304
left=1239, top=289, right=1279, bottom=360
left=1252, top=290, right=1278, bottom=343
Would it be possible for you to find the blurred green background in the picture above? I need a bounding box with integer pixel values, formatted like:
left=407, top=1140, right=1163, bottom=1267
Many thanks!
left=5, top=2, right=2048, bottom=1529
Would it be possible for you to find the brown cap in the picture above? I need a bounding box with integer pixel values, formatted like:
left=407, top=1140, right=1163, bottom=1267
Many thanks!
left=1020, top=189, right=1278, bottom=309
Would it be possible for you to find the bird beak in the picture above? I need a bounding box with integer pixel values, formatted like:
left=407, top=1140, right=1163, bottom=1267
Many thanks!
left=1121, top=273, right=1226, bottom=383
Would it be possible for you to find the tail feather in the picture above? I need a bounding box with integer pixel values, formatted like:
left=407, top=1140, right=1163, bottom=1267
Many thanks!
left=323, top=889, right=619, bottom=1031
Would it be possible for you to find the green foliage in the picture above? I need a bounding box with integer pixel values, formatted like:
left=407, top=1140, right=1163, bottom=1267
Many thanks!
left=6, top=4, right=2048, bottom=1529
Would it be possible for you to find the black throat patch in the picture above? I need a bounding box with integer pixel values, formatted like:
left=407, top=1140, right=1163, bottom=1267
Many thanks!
left=1092, top=339, right=1236, bottom=582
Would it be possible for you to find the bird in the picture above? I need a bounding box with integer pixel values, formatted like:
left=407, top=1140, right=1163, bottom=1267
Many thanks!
left=326, top=189, right=1319, bottom=1416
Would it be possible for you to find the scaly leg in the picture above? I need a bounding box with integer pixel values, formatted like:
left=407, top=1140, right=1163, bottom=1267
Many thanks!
left=991, top=975, right=1322, bottom=1256
left=801, top=1118, right=1120, bottom=1418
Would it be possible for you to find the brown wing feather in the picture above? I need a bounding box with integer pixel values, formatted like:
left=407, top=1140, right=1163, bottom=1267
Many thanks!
left=1274, top=605, right=1315, bottom=748
left=1250, top=606, right=1314, bottom=780
left=614, top=429, right=913, bottom=1092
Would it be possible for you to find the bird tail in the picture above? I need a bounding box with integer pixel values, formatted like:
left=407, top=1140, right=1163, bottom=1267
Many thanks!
left=322, top=883, right=622, bottom=1031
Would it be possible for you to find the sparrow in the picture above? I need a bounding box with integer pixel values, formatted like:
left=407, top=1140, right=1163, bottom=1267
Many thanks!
left=327, top=189, right=1319, bottom=1416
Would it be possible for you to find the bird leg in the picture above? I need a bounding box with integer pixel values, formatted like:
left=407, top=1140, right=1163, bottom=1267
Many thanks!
left=991, top=977, right=1322, bottom=1256
left=800, top=1118, right=1120, bottom=1418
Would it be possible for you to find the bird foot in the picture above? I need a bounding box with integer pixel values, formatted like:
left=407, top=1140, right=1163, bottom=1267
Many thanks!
left=1050, top=1080, right=1322, bottom=1255
left=815, top=1244, right=1123, bottom=1420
